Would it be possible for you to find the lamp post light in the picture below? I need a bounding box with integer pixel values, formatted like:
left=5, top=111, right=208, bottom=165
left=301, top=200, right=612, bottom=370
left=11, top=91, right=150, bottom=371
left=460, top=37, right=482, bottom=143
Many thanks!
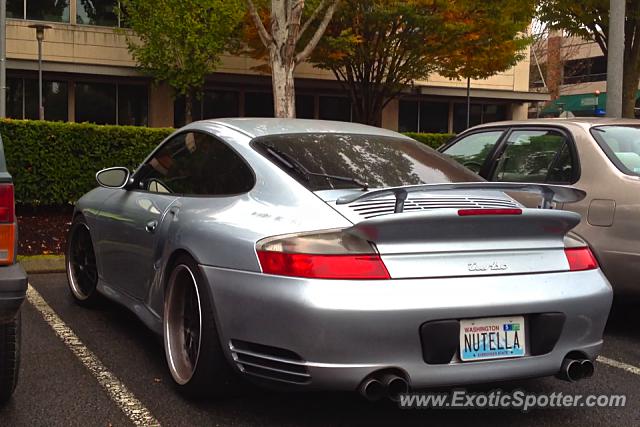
left=28, top=24, right=51, bottom=121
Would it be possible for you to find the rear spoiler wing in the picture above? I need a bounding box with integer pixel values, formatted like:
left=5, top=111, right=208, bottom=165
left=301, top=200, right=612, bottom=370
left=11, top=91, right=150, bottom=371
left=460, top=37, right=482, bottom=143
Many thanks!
left=336, top=182, right=586, bottom=213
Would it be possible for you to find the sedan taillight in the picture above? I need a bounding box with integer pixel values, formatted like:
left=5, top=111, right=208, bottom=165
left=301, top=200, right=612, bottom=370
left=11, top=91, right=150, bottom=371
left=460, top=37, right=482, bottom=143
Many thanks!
left=256, top=230, right=390, bottom=280
left=0, top=184, right=16, bottom=265
left=564, top=247, right=598, bottom=271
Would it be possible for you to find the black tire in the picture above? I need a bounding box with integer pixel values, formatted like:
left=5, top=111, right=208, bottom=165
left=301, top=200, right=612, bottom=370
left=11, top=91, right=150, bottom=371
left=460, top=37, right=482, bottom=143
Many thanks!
left=0, top=311, right=21, bottom=403
left=66, top=216, right=100, bottom=306
left=163, top=255, right=240, bottom=398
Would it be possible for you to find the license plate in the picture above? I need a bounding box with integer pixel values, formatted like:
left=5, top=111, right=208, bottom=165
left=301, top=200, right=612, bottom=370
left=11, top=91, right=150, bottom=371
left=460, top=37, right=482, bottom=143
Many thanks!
left=459, top=316, right=526, bottom=362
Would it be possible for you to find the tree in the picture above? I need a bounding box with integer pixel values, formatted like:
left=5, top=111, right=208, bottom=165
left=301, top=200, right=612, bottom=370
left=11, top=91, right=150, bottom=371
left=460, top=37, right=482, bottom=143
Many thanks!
left=437, top=0, right=535, bottom=128
left=120, top=0, right=244, bottom=123
left=437, top=1, right=534, bottom=81
left=245, top=0, right=340, bottom=118
left=538, top=0, right=640, bottom=118
left=309, top=0, right=451, bottom=126
left=310, top=0, right=534, bottom=126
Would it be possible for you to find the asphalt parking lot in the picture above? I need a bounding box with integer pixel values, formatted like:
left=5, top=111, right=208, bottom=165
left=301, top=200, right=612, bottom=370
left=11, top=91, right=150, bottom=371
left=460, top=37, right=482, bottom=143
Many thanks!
left=0, top=273, right=637, bottom=426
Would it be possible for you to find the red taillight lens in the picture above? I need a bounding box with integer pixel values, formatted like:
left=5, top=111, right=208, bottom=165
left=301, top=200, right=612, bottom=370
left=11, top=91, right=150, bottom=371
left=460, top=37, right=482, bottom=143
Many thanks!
left=564, top=247, right=598, bottom=271
left=458, top=208, right=523, bottom=216
left=257, top=251, right=390, bottom=280
left=256, top=230, right=390, bottom=280
left=0, top=184, right=15, bottom=223
left=0, top=184, right=16, bottom=265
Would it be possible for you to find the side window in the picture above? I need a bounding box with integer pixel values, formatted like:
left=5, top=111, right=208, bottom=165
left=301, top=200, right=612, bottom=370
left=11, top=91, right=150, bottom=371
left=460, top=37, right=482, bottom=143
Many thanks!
left=137, top=132, right=254, bottom=196
left=492, top=130, right=575, bottom=184
left=442, top=131, right=505, bottom=174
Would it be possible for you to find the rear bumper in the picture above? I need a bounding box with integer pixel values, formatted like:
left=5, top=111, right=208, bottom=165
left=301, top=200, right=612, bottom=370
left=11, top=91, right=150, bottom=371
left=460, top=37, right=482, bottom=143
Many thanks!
left=202, top=266, right=612, bottom=391
left=0, top=262, right=27, bottom=322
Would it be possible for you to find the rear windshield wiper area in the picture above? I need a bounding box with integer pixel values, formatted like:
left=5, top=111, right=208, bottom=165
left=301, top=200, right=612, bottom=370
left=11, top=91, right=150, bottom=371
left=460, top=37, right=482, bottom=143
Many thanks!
left=259, top=143, right=369, bottom=191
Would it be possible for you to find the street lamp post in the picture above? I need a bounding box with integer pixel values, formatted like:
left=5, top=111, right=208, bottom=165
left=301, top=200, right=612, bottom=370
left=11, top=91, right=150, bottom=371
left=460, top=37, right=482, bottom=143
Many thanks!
left=28, top=24, right=51, bottom=121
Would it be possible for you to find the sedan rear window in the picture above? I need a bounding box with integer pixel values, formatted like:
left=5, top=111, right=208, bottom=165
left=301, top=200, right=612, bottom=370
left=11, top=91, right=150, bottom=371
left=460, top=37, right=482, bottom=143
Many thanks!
left=252, top=133, right=481, bottom=191
left=591, top=126, right=640, bottom=176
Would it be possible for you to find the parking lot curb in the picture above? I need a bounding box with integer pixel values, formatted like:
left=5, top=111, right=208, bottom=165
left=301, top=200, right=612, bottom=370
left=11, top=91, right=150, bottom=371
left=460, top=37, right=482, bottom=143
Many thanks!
left=19, top=256, right=65, bottom=274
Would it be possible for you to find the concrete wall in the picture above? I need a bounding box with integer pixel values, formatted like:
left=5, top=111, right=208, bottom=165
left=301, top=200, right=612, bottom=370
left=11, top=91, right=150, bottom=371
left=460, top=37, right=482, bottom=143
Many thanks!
left=6, top=19, right=532, bottom=90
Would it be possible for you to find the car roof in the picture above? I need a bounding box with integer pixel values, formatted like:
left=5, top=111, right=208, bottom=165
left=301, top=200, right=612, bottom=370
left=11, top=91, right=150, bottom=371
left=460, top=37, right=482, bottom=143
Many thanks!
left=467, top=118, right=640, bottom=132
left=195, top=118, right=411, bottom=140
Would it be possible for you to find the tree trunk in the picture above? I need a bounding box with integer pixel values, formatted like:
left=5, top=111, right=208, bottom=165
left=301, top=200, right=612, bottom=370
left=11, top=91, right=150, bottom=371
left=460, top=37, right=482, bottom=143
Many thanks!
left=351, top=89, right=384, bottom=126
left=185, top=91, right=194, bottom=124
left=622, top=63, right=640, bottom=118
left=271, top=52, right=296, bottom=118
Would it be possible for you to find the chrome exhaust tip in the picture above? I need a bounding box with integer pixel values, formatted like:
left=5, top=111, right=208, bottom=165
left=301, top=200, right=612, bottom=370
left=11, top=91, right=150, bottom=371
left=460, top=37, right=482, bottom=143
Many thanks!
left=581, top=359, right=595, bottom=379
left=558, top=358, right=583, bottom=382
left=558, top=357, right=595, bottom=382
left=359, top=377, right=385, bottom=401
left=380, top=374, right=409, bottom=402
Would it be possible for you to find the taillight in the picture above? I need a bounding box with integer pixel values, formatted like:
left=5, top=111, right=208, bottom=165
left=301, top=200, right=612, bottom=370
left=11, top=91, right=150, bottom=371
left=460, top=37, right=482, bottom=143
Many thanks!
left=256, top=230, right=390, bottom=279
left=564, top=247, right=598, bottom=271
left=0, top=183, right=15, bottom=265
left=0, top=184, right=14, bottom=223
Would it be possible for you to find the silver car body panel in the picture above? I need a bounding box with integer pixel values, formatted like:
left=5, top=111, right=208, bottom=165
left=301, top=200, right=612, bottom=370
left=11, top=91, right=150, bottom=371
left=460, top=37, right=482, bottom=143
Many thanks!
left=71, top=118, right=613, bottom=391
left=205, top=266, right=610, bottom=389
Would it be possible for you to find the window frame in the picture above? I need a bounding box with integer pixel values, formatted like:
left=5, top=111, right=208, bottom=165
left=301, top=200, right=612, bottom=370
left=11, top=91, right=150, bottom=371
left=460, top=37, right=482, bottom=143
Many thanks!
left=130, top=130, right=256, bottom=198
left=487, top=126, right=581, bottom=185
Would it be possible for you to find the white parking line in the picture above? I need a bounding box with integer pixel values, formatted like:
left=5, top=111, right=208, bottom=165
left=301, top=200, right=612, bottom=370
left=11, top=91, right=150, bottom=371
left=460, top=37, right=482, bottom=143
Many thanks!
left=26, top=284, right=161, bottom=427
left=597, top=355, right=640, bottom=376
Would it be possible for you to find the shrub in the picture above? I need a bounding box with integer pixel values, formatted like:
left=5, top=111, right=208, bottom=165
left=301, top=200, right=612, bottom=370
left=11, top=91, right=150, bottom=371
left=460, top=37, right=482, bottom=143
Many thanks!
left=0, top=120, right=173, bottom=206
left=403, top=132, right=456, bottom=150
left=0, top=120, right=457, bottom=207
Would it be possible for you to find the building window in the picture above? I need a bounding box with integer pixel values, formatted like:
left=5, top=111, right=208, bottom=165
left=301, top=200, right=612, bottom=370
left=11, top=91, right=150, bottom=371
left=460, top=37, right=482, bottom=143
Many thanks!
left=76, top=81, right=148, bottom=125
left=296, top=94, right=315, bottom=119
left=77, top=0, right=127, bottom=27
left=174, top=90, right=240, bottom=127
left=318, top=96, right=351, bottom=122
left=118, top=84, right=148, bottom=126
left=6, top=0, right=24, bottom=19
left=399, top=100, right=449, bottom=133
left=563, top=56, right=607, bottom=84
left=203, top=90, right=239, bottom=120
left=29, top=0, right=70, bottom=22
left=398, top=100, right=419, bottom=133
left=453, top=103, right=507, bottom=133
left=245, top=92, right=274, bottom=118
left=6, top=77, right=68, bottom=121
left=7, top=0, right=70, bottom=22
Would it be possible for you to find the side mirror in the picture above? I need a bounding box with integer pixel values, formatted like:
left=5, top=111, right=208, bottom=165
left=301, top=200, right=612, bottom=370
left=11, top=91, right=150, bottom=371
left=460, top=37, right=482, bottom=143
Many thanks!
left=96, top=167, right=130, bottom=189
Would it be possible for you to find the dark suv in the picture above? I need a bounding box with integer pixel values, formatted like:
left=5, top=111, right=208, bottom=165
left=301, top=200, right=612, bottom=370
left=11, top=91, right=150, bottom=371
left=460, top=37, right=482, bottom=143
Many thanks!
left=0, top=135, right=27, bottom=402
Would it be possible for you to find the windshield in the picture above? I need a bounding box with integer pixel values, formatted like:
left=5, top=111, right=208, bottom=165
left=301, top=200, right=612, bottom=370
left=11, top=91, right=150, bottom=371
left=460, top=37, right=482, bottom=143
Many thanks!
left=252, top=133, right=481, bottom=191
left=591, top=126, right=640, bottom=176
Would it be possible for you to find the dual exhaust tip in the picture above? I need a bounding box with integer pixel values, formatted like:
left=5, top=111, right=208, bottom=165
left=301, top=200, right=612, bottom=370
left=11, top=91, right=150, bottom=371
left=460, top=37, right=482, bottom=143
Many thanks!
left=359, top=373, right=409, bottom=401
left=558, top=357, right=595, bottom=382
left=360, top=356, right=593, bottom=400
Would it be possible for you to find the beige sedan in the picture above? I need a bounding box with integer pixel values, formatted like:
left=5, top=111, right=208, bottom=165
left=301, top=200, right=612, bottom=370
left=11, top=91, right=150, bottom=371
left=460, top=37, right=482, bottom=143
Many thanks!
left=440, top=118, right=640, bottom=296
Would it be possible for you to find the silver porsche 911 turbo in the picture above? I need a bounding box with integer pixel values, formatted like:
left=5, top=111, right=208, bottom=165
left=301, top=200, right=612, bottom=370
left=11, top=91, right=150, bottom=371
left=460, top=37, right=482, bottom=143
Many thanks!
left=66, top=118, right=612, bottom=400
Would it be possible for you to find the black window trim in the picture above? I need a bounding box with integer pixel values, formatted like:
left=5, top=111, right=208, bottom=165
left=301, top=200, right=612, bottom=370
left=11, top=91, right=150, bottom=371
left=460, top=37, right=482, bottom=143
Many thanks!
left=590, top=125, right=640, bottom=177
left=129, top=129, right=256, bottom=198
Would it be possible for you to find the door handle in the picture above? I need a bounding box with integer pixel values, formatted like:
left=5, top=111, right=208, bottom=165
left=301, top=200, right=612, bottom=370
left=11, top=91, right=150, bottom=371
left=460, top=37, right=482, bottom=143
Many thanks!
left=145, top=220, right=158, bottom=233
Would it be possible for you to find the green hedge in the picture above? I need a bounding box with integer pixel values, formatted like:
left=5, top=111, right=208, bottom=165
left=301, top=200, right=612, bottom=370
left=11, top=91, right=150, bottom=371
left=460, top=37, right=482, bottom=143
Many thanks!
left=403, top=132, right=456, bottom=150
left=0, top=119, right=457, bottom=207
left=1, top=120, right=173, bottom=206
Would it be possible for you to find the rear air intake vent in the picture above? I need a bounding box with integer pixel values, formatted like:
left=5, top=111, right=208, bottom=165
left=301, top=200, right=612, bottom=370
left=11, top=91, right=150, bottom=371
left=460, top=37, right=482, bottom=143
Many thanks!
left=349, top=196, right=520, bottom=219
left=230, top=340, right=310, bottom=385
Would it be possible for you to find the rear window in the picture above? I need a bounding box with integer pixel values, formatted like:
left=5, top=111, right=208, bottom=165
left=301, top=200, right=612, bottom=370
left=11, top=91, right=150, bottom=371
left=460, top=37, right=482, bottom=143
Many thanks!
left=591, top=126, right=640, bottom=176
left=252, top=133, right=481, bottom=191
